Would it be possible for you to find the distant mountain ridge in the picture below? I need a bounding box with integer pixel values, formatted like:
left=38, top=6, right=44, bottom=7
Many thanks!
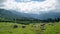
left=0, top=9, right=60, bottom=20
left=0, top=9, right=37, bottom=21
left=0, top=9, right=23, bottom=20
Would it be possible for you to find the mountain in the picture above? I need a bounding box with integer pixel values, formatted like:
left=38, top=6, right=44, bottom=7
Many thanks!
left=0, top=9, right=24, bottom=21
left=0, top=9, right=60, bottom=21
left=0, top=9, right=37, bottom=21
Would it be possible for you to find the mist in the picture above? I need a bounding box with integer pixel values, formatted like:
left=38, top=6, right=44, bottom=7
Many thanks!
left=0, top=0, right=60, bottom=19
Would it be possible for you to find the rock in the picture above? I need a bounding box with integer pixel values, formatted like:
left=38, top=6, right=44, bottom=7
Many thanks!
left=40, top=23, right=45, bottom=26
left=13, top=25, right=18, bottom=28
left=22, top=25, right=26, bottom=28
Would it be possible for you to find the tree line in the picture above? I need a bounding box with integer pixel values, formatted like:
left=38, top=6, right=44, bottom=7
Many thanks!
left=0, top=17, right=60, bottom=23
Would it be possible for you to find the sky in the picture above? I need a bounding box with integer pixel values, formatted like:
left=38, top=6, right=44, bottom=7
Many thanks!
left=0, top=0, right=60, bottom=14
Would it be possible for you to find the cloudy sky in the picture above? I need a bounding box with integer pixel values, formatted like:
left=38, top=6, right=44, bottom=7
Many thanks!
left=0, top=0, right=60, bottom=14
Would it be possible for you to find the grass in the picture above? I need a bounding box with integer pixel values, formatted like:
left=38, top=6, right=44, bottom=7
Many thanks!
left=0, top=22, right=60, bottom=34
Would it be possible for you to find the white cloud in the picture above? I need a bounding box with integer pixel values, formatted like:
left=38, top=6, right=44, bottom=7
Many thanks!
left=0, top=0, right=6, bottom=3
left=0, top=0, right=59, bottom=14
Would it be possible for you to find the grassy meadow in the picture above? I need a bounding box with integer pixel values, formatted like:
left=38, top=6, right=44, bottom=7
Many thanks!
left=0, top=22, right=60, bottom=34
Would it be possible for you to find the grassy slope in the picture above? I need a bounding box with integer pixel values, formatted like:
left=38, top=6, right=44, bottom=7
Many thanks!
left=0, top=22, right=60, bottom=34
left=42, top=22, right=60, bottom=34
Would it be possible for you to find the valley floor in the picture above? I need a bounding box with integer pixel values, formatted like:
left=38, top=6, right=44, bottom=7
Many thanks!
left=0, top=22, right=60, bottom=34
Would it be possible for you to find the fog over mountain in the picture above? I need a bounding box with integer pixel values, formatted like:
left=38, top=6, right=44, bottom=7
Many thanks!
left=0, top=0, right=60, bottom=20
